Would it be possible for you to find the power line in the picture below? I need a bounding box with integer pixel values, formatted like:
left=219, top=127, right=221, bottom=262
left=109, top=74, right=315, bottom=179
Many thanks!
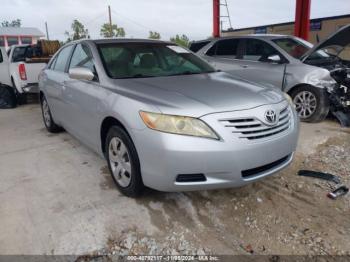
left=110, top=9, right=173, bottom=39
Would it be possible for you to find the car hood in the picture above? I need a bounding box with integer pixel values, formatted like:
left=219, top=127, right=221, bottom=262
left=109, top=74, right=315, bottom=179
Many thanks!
left=112, top=72, right=284, bottom=117
left=301, top=24, right=350, bottom=61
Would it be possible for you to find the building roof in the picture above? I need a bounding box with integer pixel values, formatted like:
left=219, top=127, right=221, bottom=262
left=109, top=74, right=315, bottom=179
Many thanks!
left=0, top=27, right=44, bottom=37
left=223, top=13, right=350, bottom=33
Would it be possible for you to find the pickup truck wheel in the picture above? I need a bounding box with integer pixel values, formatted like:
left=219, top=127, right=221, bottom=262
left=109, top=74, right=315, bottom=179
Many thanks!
left=41, top=96, right=61, bottom=133
left=106, top=126, right=144, bottom=197
left=0, top=85, right=17, bottom=109
left=12, top=79, right=27, bottom=105
left=290, top=85, right=329, bottom=123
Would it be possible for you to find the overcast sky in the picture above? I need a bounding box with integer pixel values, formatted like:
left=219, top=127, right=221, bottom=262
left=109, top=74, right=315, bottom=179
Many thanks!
left=1, top=0, right=350, bottom=41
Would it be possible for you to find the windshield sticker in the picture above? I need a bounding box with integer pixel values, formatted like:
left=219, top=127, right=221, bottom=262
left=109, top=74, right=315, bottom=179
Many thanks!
left=167, top=45, right=190, bottom=53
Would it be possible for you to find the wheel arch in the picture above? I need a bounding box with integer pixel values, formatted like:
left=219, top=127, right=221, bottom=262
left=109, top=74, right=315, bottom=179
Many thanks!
left=100, top=116, right=131, bottom=156
left=286, top=83, right=317, bottom=96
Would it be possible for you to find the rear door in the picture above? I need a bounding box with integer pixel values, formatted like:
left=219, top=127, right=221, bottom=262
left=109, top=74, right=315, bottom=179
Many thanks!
left=0, top=47, right=11, bottom=86
left=44, top=44, right=74, bottom=125
left=232, top=38, right=286, bottom=88
left=204, top=38, right=243, bottom=72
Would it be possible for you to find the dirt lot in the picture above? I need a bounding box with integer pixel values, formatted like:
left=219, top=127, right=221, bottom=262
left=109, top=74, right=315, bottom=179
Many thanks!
left=0, top=103, right=349, bottom=256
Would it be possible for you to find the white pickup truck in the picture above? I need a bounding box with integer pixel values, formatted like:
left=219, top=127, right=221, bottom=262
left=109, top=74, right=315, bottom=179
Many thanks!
left=0, top=42, right=60, bottom=104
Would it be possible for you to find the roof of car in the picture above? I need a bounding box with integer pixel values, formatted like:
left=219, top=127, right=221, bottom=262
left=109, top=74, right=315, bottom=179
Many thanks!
left=191, top=34, right=295, bottom=44
left=76, top=38, right=174, bottom=45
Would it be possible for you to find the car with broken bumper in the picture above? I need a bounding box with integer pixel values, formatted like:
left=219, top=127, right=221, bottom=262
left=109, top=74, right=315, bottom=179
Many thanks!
left=39, top=39, right=299, bottom=196
left=191, top=24, right=350, bottom=125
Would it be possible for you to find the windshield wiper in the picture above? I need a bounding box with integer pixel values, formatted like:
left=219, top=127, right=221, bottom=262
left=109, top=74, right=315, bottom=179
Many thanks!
left=117, top=74, right=156, bottom=79
left=171, top=71, right=210, bottom=76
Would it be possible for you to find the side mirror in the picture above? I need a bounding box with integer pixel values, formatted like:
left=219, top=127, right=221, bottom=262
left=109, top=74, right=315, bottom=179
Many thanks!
left=267, top=54, right=282, bottom=63
left=69, top=67, right=94, bottom=81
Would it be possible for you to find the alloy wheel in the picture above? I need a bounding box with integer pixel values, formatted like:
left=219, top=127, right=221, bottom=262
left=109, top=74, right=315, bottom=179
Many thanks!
left=293, top=91, right=317, bottom=119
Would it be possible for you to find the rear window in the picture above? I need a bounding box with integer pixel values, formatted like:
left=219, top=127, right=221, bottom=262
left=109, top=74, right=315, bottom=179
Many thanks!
left=12, top=47, right=28, bottom=62
left=189, top=41, right=210, bottom=52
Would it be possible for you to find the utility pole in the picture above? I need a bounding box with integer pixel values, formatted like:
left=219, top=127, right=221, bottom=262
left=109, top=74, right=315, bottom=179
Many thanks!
left=45, top=22, right=50, bottom=40
left=108, top=5, right=113, bottom=37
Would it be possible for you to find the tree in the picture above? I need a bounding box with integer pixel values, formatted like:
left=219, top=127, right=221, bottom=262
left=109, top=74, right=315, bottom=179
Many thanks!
left=148, top=31, right=161, bottom=40
left=65, top=19, right=89, bottom=42
left=2, top=19, right=21, bottom=27
left=170, top=34, right=190, bottom=47
left=100, top=23, right=125, bottom=38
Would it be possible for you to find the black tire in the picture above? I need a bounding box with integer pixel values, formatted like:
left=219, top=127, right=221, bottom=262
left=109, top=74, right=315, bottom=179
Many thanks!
left=0, top=85, right=17, bottom=109
left=290, top=85, right=329, bottom=123
left=12, top=79, right=27, bottom=105
left=40, top=95, right=62, bottom=133
left=105, top=126, right=144, bottom=197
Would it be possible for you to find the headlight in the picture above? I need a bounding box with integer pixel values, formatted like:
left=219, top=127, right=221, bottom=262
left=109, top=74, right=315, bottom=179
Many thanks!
left=139, top=111, right=219, bottom=139
left=283, top=93, right=295, bottom=108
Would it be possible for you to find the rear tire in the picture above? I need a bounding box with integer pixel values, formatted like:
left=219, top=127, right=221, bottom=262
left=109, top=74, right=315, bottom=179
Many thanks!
left=12, top=79, right=27, bottom=105
left=290, top=85, right=329, bottom=123
left=40, top=95, right=62, bottom=133
left=105, top=126, right=144, bottom=197
left=0, top=85, right=17, bottom=109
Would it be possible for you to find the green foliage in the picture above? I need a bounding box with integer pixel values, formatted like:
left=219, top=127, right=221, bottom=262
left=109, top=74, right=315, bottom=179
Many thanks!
left=148, top=31, right=161, bottom=40
left=100, top=23, right=125, bottom=38
left=1, top=19, right=21, bottom=27
left=170, top=34, right=190, bottom=47
left=65, top=19, right=89, bottom=42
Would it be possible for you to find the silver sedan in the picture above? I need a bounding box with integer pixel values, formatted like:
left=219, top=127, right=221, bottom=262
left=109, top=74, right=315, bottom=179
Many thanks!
left=39, top=39, right=299, bottom=197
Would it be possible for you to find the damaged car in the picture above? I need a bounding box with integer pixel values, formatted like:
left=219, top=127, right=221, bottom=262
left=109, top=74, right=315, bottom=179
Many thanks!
left=191, top=24, right=350, bottom=126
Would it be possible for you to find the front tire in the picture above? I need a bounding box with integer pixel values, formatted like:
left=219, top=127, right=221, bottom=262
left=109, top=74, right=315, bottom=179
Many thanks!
left=105, top=126, right=144, bottom=197
left=290, top=85, right=329, bottom=122
left=40, top=95, right=62, bottom=133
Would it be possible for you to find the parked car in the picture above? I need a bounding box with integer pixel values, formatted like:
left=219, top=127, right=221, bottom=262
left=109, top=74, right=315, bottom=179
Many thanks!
left=191, top=24, right=350, bottom=125
left=39, top=39, right=299, bottom=197
left=0, top=42, right=60, bottom=104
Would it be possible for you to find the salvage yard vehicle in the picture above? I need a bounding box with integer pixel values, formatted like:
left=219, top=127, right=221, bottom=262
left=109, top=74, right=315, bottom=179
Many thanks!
left=39, top=39, right=299, bottom=197
left=191, top=24, right=350, bottom=126
left=0, top=41, right=60, bottom=104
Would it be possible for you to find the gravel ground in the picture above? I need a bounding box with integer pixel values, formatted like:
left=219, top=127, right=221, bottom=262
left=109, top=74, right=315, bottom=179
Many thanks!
left=83, top=122, right=350, bottom=258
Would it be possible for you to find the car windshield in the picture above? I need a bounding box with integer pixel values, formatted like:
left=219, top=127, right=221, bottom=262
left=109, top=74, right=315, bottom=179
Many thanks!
left=97, top=43, right=215, bottom=79
left=272, top=37, right=330, bottom=60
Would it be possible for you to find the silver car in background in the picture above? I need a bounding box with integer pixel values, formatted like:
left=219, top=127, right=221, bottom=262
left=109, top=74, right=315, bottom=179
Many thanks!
left=191, top=24, right=350, bottom=125
left=39, top=39, right=299, bottom=197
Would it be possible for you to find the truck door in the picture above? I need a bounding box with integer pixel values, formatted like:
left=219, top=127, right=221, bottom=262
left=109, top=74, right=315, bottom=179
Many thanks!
left=0, top=47, right=11, bottom=87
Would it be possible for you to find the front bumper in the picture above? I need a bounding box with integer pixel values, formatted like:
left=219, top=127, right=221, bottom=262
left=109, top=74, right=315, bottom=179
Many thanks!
left=131, top=101, right=299, bottom=192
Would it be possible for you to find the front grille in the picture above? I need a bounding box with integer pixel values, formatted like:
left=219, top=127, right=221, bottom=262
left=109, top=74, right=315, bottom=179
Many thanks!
left=176, top=174, right=207, bottom=183
left=220, top=106, right=291, bottom=140
left=242, top=155, right=290, bottom=178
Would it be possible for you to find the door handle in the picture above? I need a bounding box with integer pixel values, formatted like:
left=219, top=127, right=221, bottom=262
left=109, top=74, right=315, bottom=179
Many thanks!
left=241, top=65, right=249, bottom=68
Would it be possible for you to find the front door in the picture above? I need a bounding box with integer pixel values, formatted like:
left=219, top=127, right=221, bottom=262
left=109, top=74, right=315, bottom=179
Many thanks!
left=62, top=43, right=101, bottom=149
left=231, top=39, right=286, bottom=89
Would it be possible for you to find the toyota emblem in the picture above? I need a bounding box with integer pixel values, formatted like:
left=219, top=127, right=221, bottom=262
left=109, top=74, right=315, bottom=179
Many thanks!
left=264, top=110, right=277, bottom=125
